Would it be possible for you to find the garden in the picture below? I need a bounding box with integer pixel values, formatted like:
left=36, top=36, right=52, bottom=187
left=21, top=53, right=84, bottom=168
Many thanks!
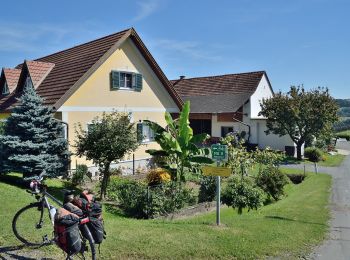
left=0, top=85, right=339, bottom=259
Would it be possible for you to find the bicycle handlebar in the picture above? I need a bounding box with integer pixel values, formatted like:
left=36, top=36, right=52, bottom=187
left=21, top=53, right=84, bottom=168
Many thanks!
left=23, top=171, right=47, bottom=182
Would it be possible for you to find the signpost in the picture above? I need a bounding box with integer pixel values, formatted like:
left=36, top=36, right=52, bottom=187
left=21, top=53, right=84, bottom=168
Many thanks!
left=210, top=144, right=228, bottom=226
left=202, top=166, right=231, bottom=177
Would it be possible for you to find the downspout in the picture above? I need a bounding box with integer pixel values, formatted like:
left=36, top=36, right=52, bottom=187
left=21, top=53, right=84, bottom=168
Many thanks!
left=54, top=118, right=70, bottom=173
left=232, top=117, right=251, bottom=143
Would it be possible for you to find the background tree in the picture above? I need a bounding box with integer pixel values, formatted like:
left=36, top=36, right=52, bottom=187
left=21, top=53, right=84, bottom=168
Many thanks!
left=0, top=85, right=70, bottom=177
left=259, top=86, right=339, bottom=160
left=145, top=101, right=213, bottom=182
left=75, top=112, right=139, bottom=199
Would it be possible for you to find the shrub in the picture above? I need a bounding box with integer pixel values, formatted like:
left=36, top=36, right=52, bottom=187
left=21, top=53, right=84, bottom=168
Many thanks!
left=107, top=177, right=147, bottom=218
left=335, top=132, right=350, bottom=141
left=221, top=176, right=264, bottom=214
left=304, top=147, right=323, bottom=162
left=110, top=167, right=122, bottom=176
left=286, top=173, right=305, bottom=184
left=147, top=182, right=195, bottom=217
left=107, top=176, right=195, bottom=218
left=71, top=164, right=89, bottom=186
left=198, top=176, right=216, bottom=203
left=146, top=168, right=171, bottom=186
left=255, top=166, right=289, bottom=201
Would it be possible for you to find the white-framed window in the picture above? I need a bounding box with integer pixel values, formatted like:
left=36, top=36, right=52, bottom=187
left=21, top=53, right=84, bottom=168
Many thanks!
left=111, top=71, right=143, bottom=91
left=2, top=81, right=9, bottom=95
left=120, top=72, right=133, bottom=89
left=137, top=122, right=155, bottom=143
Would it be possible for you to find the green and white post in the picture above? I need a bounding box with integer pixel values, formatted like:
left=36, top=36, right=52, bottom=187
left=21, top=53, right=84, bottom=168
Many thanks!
left=211, top=144, right=228, bottom=226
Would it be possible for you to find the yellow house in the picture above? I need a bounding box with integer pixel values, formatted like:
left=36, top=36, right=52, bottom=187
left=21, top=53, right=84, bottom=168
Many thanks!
left=0, top=28, right=182, bottom=173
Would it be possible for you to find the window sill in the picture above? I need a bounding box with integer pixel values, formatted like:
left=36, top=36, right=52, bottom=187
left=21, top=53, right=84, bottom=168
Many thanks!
left=141, top=140, right=155, bottom=144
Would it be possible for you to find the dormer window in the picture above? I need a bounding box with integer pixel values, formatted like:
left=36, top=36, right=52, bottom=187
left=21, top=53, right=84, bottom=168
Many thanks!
left=24, top=75, right=34, bottom=89
left=2, top=82, right=9, bottom=95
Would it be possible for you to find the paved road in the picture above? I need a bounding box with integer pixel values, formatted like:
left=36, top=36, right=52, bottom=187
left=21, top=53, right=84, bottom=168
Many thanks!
left=307, top=141, right=350, bottom=260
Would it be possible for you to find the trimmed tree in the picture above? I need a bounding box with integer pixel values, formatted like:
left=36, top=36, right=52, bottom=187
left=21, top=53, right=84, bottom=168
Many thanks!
left=0, top=85, right=70, bottom=177
left=259, top=86, right=339, bottom=160
left=75, top=112, right=139, bottom=199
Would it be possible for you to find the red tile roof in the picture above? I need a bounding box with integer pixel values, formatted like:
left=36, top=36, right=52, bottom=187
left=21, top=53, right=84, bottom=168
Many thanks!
left=26, top=61, right=55, bottom=88
left=0, top=28, right=182, bottom=111
left=3, top=68, right=21, bottom=92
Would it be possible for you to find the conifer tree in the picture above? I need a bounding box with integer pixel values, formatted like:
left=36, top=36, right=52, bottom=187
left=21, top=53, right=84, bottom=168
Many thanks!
left=0, top=85, right=70, bottom=177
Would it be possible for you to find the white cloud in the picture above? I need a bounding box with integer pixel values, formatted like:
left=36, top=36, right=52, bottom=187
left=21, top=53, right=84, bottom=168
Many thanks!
left=132, top=0, right=162, bottom=22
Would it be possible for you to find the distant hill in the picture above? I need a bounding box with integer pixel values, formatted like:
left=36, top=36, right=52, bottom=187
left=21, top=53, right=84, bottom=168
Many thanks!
left=336, top=99, right=350, bottom=108
left=336, top=99, right=350, bottom=117
left=335, top=99, right=350, bottom=131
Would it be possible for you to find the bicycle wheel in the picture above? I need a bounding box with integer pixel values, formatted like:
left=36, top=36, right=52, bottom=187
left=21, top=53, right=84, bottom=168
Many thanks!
left=12, top=202, right=53, bottom=246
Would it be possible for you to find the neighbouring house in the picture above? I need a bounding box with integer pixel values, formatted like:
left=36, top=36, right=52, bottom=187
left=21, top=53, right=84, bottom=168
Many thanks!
left=171, top=72, right=299, bottom=155
left=0, top=28, right=300, bottom=175
left=0, top=28, right=182, bottom=174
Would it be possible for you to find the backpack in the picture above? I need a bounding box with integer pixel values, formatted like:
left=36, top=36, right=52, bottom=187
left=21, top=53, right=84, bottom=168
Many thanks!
left=54, top=208, right=82, bottom=255
left=72, top=191, right=106, bottom=244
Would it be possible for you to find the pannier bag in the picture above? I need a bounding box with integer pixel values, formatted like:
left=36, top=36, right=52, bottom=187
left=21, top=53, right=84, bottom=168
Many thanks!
left=87, top=202, right=105, bottom=244
left=54, top=208, right=82, bottom=255
left=72, top=191, right=106, bottom=244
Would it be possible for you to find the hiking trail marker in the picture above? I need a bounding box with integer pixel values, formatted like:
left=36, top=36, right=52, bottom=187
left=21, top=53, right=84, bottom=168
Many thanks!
left=210, top=144, right=229, bottom=226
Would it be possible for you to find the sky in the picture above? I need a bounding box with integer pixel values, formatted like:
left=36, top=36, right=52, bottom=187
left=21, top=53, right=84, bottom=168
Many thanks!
left=0, top=0, right=349, bottom=98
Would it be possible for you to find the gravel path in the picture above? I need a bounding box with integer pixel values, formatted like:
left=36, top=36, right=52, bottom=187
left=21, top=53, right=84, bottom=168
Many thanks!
left=306, top=141, right=350, bottom=260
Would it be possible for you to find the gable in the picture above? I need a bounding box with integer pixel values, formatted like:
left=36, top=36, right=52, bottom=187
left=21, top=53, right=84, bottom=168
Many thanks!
left=59, top=38, right=179, bottom=112
left=250, top=74, right=274, bottom=118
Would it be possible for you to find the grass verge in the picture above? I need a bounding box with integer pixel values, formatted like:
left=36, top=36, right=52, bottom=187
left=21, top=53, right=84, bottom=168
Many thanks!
left=1, top=170, right=331, bottom=259
left=284, top=153, right=345, bottom=167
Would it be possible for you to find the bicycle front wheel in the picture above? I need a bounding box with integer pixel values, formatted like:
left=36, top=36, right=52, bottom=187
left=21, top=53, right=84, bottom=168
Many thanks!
left=12, top=202, right=53, bottom=246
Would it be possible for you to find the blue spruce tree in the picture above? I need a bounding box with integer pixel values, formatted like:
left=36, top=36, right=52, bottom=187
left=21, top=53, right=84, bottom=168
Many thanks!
left=0, top=85, right=70, bottom=177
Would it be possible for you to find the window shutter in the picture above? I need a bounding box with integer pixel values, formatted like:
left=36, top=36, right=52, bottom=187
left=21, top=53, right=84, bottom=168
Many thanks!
left=134, top=73, right=143, bottom=92
left=111, top=71, right=120, bottom=90
left=137, top=122, right=143, bottom=142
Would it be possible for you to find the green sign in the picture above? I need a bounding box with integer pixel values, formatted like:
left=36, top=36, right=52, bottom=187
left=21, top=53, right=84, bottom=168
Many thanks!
left=211, top=144, right=228, bottom=161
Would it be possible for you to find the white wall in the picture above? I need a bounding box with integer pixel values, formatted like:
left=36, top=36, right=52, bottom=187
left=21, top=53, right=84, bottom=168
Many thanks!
left=255, top=120, right=295, bottom=151
left=242, top=81, right=300, bottom=155
left=250, top=74, right=273, bottom=119
left=211, top=114, right=246, bottom=137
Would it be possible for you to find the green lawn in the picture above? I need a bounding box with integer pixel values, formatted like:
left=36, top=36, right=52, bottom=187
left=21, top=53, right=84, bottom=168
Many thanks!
left=0, top=169, right=331, bottom=260
left=284, top=153, right=345, bottom=167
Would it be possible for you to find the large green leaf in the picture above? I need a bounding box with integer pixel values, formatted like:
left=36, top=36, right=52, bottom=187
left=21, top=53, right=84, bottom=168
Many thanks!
left=164, top=112, right=176, bottom=133
left=189, top=156, right=214, bottom=164
left=162, top=132, right=182, bottom=153
left=178, top=101, right=193, bottom=147
left=145, top=149, right=169, bottom=156
left=144, top=120, right=166, bottom=135
left=191, top=133, right=210, bottom=144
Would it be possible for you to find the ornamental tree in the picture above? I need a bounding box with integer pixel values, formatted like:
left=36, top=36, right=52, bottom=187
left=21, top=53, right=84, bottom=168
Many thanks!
left=75, top=112, right=139, bottom=199
left=0, top=85, right=70, bottom=177
left=259, top=86, right=339, bottom=160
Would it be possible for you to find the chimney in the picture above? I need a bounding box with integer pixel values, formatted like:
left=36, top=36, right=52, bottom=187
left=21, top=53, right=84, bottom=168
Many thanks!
left=179, top=75, right=186, bottom=80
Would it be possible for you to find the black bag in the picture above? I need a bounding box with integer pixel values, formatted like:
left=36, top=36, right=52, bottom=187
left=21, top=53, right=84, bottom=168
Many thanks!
left=72, top=191, right=106, bottom=244
left=88, top=201, right=105, bottom=244
left=88, top=216, right=105, bottom=244
left=54, top=208, right=82, bottom=255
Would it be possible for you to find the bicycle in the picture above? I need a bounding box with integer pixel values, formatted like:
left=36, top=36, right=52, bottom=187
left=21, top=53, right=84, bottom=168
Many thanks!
left=12, top=172, right=97, bottom=260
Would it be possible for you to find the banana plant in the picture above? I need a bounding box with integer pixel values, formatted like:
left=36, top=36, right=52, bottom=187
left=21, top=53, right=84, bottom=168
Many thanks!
left=145, top=101, right=213, bottom=182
